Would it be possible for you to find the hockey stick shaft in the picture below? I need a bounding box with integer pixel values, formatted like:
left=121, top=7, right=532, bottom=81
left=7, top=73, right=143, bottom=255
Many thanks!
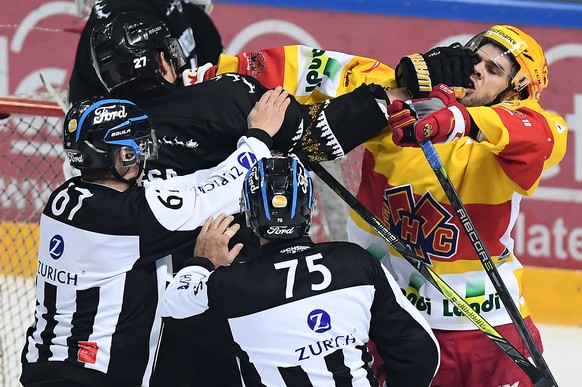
left=39, top=73, right=68, bottom=113
left=420, top=140, right=557, bottom=386
left=309, top=163, right=552, bottom=387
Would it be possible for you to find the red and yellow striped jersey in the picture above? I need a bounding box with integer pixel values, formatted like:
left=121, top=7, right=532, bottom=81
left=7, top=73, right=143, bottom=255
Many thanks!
left=214, top=45, right=396, bottom=104
left=348, top=98, right=567, bottom=329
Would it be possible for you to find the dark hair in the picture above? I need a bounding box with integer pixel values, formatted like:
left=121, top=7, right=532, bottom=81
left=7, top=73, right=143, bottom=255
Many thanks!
left=489, top=41, right=529, bottom=100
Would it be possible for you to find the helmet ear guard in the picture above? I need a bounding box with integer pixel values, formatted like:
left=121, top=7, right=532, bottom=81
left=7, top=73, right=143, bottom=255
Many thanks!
left=465, top=25, right=548, bottom=100
left=241, top=157, right=314, bottom=240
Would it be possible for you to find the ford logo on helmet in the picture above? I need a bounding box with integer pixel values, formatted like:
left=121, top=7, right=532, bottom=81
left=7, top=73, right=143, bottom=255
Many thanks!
left=93, top=106, right=128, bottom=124
left=66, top=151, right=84, bottom=164
left=266, top=226, right=295, bottom=235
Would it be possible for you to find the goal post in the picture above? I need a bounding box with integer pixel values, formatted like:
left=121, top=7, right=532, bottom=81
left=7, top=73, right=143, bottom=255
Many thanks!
left=0, top=98, right=63, bottom=118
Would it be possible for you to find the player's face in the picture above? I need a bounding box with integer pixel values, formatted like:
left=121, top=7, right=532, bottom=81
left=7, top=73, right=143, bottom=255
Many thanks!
left=459, top=43, right=514, bottom=107
left=159, top=52, right=178, bottom=84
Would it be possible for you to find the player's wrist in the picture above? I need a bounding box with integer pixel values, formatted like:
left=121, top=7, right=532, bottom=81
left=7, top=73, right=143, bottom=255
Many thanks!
left=246, top=128, right=274, bottom=148
left=184, top=256, right=216, bottom=271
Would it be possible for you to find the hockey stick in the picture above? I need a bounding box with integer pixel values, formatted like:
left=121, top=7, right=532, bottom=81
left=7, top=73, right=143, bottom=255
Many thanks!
left=39, top=74, right=83, bottom=180
left=309, top=162, right=554, bottom=387
left=39, top=73, right=68, bottom=113
left=419, top=140, right=557, bottom=386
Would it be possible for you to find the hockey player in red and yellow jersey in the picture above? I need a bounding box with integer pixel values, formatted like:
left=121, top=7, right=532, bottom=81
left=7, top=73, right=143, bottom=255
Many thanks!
left=348, top=25, right=567, bottom=387
left=181, top=24, right=566, bottom=386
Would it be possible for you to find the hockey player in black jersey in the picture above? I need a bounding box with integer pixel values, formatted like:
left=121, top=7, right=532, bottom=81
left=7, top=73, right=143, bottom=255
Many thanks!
left=159, top=156, right=440, bottom=387
left=69, top=0, right=223, bottom=104
left=88, top=13, right=423, bottom=386
left=89, top=9, right=395, bottom=267
left=20, top=89, right=288, bottom=387
left=89, top=11, right=394, bottom=179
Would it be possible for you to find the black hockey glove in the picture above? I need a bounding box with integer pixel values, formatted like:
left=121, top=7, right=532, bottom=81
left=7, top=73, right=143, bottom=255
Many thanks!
left=396, top=43, right=478, bottom=99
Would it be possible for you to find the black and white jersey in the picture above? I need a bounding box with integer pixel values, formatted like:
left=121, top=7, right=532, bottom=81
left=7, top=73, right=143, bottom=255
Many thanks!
left=68, top=0, right=223, bottom=104
left=124, top=74, right=388, bottom=181
left=161, top=236, right=440, bottom=387
left=21, top=136, right=271, bottom=387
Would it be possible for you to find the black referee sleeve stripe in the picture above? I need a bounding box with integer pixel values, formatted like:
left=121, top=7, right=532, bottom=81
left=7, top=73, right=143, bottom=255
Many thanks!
left=325, top=349, right=353, bottom=387
left=278, top=365, right=314, bottom=386
left=38, top=282, right=57, bottom=361
left=357, top=344, right=377, bottom=386
left=67, top=287, right=100, bottom=364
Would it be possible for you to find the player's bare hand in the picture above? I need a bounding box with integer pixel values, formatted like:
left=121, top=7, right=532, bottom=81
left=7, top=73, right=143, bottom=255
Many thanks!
left=194, top=214, right=243, bottom=268
left=247, top=86, right=290, bottom=138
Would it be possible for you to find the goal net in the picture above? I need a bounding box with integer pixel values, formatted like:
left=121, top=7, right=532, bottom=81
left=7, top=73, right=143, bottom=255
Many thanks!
left=0, top=96, right=363, bottom=387
left=0, top=96, right=64, bottom=387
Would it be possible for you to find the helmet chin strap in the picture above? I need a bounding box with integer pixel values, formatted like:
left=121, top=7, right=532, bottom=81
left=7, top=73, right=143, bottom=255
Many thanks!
left=110, top=147, right=143, bottom=186
left=110, top=162, right=144, bottom=186
left=489, top=83, right=517, bottom=106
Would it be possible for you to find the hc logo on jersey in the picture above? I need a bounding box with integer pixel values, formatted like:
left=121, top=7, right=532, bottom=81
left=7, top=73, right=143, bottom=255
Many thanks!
left=382, top=185, right=459, bottom=265
left=49, top=235, right=65, bottom=260
left=307, top=309, right=331, bottom=333
left=238, top=152, right=257, bottom=170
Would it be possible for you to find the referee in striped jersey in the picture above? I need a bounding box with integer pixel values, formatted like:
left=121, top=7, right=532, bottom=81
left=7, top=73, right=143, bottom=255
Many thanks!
left=159, top=157, right=440, bottom=386
left=20, top=89, right=288, bottom=387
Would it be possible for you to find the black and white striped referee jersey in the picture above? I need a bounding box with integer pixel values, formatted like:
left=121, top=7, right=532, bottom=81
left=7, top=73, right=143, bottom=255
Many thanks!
left=161, top=236, right=440, bottom=387
left=20, top=135, right=271, bottom=387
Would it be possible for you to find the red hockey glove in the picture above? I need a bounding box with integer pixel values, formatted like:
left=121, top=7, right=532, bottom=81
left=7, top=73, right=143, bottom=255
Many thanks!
left=181, top=63, right=218, bottom=86
left=387, top=100, right=418, bottom=146
left=388, top=84, right=472, bottom=147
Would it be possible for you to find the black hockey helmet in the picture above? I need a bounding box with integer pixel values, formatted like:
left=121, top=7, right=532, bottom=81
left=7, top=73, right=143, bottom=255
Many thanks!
left=241, top=157, right=314, bottom=240
left=63, top=97, right=158, bottom=170
left=90, top=11, right=187, bottom=93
